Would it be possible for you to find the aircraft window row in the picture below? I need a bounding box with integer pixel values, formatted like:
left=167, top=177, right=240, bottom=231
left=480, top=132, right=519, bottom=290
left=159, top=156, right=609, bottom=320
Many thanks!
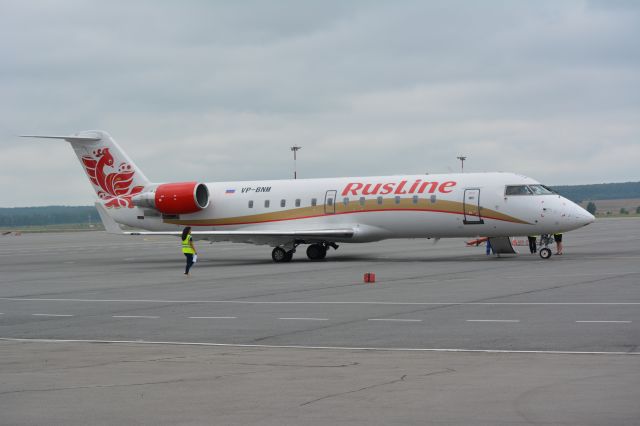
left=505, top=185, right=555, bottom=196
left=248, top=195, right=440, bottom=209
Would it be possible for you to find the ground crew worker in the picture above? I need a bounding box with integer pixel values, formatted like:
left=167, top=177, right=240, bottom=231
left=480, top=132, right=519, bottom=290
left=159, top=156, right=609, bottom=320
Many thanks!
left=486, top=238, right=493, bottom=255
left=553, top=233, right=563, bottom=255
left=527, top=235, right=537, bottom=254
left=181, top=227, right=197, bottom=275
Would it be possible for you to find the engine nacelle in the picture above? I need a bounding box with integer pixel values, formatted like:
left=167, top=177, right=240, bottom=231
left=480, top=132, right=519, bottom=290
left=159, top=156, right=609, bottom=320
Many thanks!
left=132, top=182, right=210, bottom=215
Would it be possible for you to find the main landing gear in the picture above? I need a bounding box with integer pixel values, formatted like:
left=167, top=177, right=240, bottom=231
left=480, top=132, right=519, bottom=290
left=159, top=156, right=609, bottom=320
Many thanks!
left=271, top=242, right=339, bottom=263
left=271, top=247, right=294, bottom=263
left=306, top=244, right=327, bottom=260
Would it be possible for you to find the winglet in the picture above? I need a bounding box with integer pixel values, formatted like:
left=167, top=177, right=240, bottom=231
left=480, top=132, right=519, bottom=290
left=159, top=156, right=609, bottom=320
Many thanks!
left=95, top=202, right=124, bottom=234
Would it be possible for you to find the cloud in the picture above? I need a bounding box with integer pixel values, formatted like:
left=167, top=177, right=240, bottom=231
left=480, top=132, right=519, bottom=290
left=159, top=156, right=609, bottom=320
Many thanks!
left=1, top=0, right=638, bottom=206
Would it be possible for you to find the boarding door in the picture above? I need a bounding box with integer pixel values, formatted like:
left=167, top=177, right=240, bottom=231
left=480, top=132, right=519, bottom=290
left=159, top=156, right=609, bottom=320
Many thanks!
left=324, top=190, right=337, bottom=214
left=463, top=189, right=484, bottom=225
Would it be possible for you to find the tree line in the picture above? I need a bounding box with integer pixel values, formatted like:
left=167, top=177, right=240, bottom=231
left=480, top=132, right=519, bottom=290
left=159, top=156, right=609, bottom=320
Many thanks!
left=551, top=181, right=640, bottom=203
left=0, top=206, right=100, bottom=227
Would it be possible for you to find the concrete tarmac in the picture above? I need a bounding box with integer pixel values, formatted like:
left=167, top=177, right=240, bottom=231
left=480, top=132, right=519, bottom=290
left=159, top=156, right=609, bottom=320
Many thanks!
left=1, top=218, right=639, bottom=424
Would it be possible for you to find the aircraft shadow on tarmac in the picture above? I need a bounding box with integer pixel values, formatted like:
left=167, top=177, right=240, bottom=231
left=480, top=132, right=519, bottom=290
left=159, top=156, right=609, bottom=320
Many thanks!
left=109, top=253, right=542, bottom=269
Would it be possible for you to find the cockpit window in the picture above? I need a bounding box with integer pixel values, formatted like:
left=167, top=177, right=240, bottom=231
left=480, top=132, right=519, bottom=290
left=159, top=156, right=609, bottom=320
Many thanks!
left=506, top=184, right=555, bottom=196
left=505, top=185, right=532, bottom=196
left=528, top=184, right=554, bottom=195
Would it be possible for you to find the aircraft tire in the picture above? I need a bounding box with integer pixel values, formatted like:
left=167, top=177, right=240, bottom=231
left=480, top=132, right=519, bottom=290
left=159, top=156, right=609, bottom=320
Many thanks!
left=272, top=247, right=288, bottom=263
left=539, top=247, right=552, bottom=260
left=306, top=244, right=327, bottom=260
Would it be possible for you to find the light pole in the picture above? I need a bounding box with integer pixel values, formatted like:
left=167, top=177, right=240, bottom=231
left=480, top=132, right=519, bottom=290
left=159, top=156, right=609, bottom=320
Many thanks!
left=456, top=156, right=467, bottom=173
left=291, top=146, right=302, bottom=179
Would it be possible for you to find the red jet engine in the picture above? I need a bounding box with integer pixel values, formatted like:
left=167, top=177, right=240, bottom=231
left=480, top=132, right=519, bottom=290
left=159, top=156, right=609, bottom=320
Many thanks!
left=132, top=182, right=210, bottom=215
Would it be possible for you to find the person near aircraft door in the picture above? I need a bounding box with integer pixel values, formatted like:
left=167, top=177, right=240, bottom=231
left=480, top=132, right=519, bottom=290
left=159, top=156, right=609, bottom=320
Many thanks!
left=553, top=233, right=563, bottom=255
left=527, top=235, right=537, bottom=254
left=181, top=227, right=197, bottom=275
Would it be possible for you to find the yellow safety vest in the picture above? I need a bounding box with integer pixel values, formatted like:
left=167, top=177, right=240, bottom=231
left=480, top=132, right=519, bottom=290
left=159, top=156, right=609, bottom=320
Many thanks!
left=181, top=234, right=195, bottom=254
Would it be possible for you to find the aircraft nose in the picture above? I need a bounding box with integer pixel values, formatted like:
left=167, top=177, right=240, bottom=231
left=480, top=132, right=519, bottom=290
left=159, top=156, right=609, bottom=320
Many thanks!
left=571, top=204, right=595, bottom=227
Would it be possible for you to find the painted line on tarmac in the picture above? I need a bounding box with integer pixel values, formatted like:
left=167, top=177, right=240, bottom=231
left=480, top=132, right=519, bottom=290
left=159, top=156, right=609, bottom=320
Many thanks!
left=112, top=315, right=159, bottom=319
left=2, top=297, right=640, bottom=306
left=368, top=319, right=422, bottom=322
left=189, top=316, right=237, bottom=319
left=32, top=314, right=74, bottom=317
left=576, top=320, right=632, bottom=323
left=279, top=318, right=329, bottom=321
left=467, top=319, right=520, bottom=323
left=1, top=337, right=639, bottom=356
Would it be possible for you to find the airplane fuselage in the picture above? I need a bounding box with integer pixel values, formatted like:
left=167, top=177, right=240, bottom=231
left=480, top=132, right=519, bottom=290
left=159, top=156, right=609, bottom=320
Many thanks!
left=109, top=172, right=593, bottom=243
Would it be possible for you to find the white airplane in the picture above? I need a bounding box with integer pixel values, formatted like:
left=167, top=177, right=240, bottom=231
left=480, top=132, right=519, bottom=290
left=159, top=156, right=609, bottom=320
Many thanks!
left=23, top=131, right=594, bottom=261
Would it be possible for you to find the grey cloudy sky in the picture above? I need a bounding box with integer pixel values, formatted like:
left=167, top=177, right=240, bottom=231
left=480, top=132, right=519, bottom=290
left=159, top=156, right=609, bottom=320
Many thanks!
left=1, top=0, right=638, bottom=207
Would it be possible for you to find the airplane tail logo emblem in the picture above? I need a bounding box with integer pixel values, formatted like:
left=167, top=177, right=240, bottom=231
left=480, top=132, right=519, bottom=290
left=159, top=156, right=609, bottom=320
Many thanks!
left=81, top=148, right=144, bottom=208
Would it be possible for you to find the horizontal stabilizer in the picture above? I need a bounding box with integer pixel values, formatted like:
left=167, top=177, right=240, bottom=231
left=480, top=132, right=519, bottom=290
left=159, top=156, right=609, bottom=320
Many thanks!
left=20, top=135, right=101, bottom=142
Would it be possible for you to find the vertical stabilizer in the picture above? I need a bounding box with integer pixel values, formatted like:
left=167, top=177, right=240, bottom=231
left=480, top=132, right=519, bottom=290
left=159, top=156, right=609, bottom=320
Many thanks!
left=21, top=131, right=151, bottom=209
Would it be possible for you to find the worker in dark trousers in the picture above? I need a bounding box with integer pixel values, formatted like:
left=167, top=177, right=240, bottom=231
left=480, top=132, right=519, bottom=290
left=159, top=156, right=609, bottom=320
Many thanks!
left=554, top=233, right=563, bottom=255
left=181, top=227, right=197, bottom=276
left=527, top=235, right=537, bottom=254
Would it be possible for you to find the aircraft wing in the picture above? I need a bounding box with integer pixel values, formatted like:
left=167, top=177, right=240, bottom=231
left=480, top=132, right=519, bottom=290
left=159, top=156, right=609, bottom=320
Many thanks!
left=129, top=228, right=355, bottom=245
left=95, top=203, right=354, bottom=244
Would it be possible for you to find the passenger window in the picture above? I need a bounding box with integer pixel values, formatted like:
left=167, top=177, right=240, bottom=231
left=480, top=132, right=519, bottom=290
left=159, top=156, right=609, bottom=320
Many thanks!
left=311, top=198, right=317, bottom=207
left=281, top=199, right=286, bottom=208
left=430, top=195, right=436, bottom=203
left=295, top=199, right=301, bottom=207
left=505, top=185, right=533, bottom=196
left=412, top=195, right=418, bottom=205
left=377, top=196, right=383, bottom=205
left=264, top=200, right=270, bottom=208
left=394, top=196, right=401, bottom=204
left=359, top=197, right=366, bottom=207
left=327, top=198, right=334, bottom=206
left=248, top=200, right=254, bottom=208
left=343, top=197, right=349, bottom=206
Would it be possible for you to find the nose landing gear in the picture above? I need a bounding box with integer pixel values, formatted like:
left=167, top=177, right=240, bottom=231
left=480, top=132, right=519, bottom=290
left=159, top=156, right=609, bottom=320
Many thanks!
left=538, top=234, right=554, bottom=259
left=539, top=247, right=552, bottom=259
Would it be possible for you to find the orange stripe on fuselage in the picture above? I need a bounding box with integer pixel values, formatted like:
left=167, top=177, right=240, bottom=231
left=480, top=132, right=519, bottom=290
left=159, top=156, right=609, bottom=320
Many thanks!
left=164, top=198, right=530, bottom=227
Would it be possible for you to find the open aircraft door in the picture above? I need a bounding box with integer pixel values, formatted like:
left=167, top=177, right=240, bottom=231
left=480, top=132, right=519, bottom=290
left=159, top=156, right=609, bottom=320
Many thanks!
left=463, top=188, right=484, bottom=225
left=324, top=190, right=337, bottom=214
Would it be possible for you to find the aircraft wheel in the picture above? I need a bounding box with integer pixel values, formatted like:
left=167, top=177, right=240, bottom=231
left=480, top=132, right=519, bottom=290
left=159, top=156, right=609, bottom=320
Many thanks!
left=284, top=251, right=294, bottom=262
left=539, top=248, right=552, bottom=260
left=306, top=244, right=327, bottom=260
left=272, top=247, right=288, bottom=263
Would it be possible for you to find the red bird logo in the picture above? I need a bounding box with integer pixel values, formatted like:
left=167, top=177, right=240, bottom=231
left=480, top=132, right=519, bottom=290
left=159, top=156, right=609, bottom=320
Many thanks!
left=81, top=148, right=144, bottom=208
